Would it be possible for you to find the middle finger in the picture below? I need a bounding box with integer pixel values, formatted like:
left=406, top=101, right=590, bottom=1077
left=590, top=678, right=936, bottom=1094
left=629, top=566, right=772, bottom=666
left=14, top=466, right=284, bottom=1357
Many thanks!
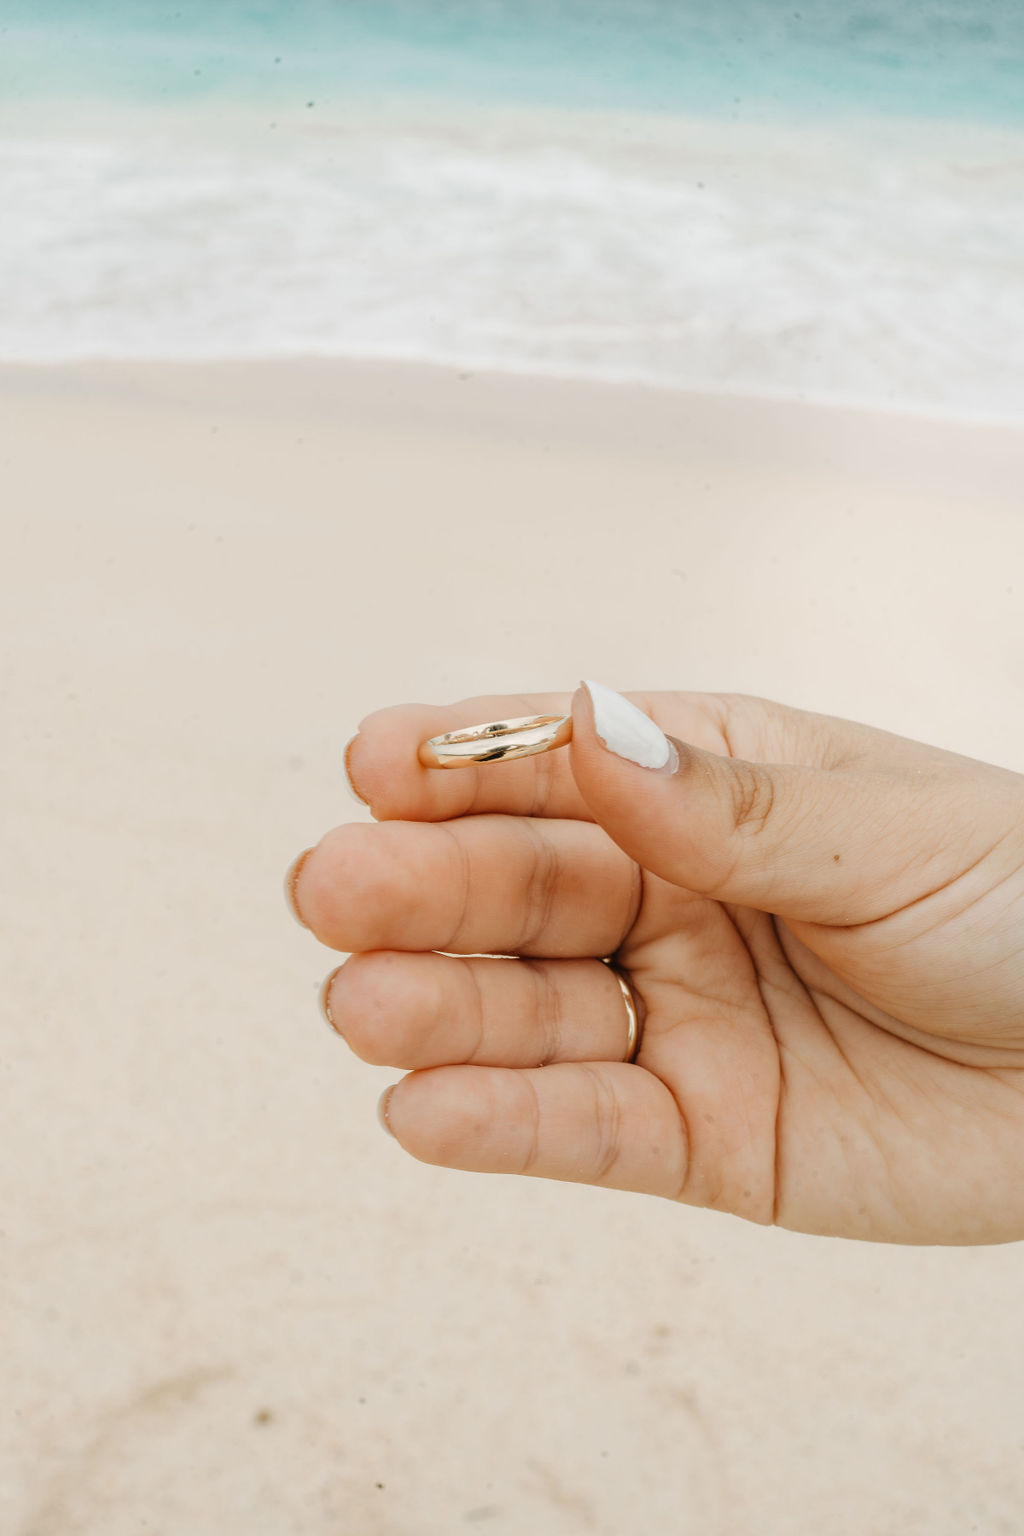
left=295, top=814, right=640, bottom=957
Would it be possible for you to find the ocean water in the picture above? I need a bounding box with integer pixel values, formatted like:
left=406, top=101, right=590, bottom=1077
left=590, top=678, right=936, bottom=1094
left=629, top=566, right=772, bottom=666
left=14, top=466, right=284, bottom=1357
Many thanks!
left=2, top=2, right=1024, bottom=419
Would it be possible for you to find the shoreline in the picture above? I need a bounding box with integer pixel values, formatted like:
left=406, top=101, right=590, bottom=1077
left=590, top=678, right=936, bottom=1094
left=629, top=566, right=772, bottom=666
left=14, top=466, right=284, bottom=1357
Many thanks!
left=3, top=356, right=1022, bottom=496
left=4, top=354, right=1024, bottom=432
left=8, top=348, right=1024, bottom=420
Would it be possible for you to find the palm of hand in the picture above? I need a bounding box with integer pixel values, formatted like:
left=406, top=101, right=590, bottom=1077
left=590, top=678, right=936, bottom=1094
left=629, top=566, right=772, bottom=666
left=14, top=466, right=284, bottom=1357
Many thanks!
left=617, top=700, right=1024, bottom=1244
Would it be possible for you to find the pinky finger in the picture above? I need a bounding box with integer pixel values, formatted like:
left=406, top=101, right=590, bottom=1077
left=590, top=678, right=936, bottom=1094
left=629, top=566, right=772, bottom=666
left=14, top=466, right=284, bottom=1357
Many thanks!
left=379, top=1062, right=687, bottom=1198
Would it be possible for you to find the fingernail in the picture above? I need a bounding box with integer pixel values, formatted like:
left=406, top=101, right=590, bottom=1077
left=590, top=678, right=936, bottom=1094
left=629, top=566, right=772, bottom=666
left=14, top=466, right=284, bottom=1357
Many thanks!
left=377, top=1085, right=397, bottom=1138
left=284, top=847, right=314, bottom=929
left=319, top=966, right=343, bottom=1036
left=342, top=732, right=368, bottom=806
left=580, top=679, right=679, bottom=773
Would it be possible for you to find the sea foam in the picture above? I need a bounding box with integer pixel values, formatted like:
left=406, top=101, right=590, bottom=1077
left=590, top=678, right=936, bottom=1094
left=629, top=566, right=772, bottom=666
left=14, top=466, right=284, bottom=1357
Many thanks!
left=2, top=103, right=1023, bottom=422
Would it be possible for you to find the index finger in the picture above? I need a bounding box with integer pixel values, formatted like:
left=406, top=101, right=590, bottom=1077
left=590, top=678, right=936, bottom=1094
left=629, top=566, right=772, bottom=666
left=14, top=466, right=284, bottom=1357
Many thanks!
left=345, top=687, right=741, bottom=823
left=343, top=686, right=944, bottom=825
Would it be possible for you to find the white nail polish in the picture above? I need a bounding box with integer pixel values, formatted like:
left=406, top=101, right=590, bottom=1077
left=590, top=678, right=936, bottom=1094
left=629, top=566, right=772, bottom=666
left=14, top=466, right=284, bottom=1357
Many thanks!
left=581, top=679, right=678, bottom=772
left=342, top=732, right=368, bottom=806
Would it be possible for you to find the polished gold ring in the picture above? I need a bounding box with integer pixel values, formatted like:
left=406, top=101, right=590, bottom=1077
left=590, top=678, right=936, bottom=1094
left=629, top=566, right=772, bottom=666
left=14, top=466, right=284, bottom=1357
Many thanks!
left=603, top=959, right=642, bottom=1063
left=418, top=712, right=573, bottom=770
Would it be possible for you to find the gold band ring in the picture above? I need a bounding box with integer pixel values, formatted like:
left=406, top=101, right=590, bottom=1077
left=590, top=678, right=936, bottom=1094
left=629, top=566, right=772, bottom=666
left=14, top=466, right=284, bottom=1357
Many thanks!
left=418, top=712, right=573, bottom=770
left=603, top=959, right=642, bottom=1064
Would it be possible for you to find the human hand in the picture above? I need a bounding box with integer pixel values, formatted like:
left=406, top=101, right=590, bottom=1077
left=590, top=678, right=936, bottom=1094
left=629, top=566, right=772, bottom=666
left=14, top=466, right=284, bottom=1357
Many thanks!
left=286, top=683, right=1024, bottom=1245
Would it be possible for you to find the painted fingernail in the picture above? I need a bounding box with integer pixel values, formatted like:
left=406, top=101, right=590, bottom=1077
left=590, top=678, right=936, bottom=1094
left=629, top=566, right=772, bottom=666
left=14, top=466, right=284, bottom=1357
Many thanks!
left=284, top=847, right=314, bottom=929
left=377, top=1085, right=397, bottom=1138
left=580, top=679, right=679, bottom=773
left=342, top=732, right=368, bottom=806
left=319, top=966, right=343, bottom=1036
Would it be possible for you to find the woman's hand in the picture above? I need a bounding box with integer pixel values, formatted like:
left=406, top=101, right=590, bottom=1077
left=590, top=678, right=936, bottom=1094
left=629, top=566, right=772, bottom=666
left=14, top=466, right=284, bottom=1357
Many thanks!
left=287, top=683, right=1024, bottom=1245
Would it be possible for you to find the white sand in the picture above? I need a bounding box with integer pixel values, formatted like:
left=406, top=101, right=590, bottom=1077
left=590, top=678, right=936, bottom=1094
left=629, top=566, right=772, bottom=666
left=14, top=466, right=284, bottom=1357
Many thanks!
left=3, top=358, right=1024, bottom=1534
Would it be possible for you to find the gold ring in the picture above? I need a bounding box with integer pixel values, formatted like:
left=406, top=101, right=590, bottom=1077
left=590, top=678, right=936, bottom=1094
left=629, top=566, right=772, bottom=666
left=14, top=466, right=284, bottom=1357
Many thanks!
left=418, top=713, right=573, bottom=770
left=603, top=959, right=642, bottom=1063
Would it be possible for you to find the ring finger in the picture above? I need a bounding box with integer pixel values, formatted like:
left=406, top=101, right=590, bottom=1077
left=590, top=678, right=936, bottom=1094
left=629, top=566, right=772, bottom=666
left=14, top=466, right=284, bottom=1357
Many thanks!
left=322, top=950, right=644, bottom=1070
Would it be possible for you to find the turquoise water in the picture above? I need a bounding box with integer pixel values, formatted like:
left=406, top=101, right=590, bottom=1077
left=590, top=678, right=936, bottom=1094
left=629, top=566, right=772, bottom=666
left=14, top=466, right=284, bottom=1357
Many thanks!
left=5, top=0, right=1024, bottom=124
left=2, top=3, right=1023, bottom=417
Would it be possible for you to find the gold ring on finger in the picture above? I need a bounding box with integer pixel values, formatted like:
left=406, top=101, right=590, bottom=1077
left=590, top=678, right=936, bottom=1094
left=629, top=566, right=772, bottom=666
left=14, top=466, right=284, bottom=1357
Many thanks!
left=603, top=958, right=642, bottom=1064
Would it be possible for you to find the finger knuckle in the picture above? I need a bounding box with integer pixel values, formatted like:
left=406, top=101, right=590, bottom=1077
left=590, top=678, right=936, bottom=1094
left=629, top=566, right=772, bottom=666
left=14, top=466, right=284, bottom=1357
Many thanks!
left=524, top=959, right=562, bottom=1065
left=727, top=759, right=777, bottom=836
left=585, top=1067, right=623, bottom=1184
left=516, top=823, right=562, bottom=950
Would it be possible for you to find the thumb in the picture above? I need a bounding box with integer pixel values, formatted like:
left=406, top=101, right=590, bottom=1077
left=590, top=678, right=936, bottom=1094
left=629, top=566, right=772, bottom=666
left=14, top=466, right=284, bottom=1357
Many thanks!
left=569, top=679, right=953, bottom=927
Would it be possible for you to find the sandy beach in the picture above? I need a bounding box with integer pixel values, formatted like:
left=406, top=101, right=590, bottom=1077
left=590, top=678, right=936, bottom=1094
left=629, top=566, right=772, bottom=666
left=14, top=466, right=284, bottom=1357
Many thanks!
left=4, top=357, right=1024, bottom=1534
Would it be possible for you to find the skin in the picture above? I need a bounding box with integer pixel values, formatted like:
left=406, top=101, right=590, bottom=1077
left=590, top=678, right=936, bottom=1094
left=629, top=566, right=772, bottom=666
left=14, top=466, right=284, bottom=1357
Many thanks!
left=287, top=687, right=1024, bottom=1245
